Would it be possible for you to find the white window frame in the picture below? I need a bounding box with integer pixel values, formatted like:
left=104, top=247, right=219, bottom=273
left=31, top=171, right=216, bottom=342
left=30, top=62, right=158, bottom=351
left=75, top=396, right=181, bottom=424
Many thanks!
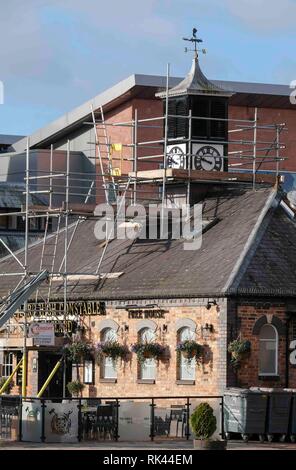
left=101, top=328, right=117, bottom=379
left=259, top=324, right=278, bottom=376
left=83, top=360, right=94, bottom=384
left=3, top=352, right=13, bottom=377
left=139, top=327, right=156, bottom=381
left=178, top=327, right=196, bottom=381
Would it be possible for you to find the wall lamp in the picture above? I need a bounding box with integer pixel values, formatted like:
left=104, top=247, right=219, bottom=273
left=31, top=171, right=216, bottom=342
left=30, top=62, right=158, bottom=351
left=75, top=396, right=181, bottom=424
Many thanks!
left=202, top=323, right=214, bottom=334
left=206, top=300, right=217, bottom=310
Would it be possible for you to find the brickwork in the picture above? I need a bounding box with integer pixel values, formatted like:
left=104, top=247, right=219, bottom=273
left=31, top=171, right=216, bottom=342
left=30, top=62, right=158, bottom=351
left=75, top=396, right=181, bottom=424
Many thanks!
left=4, top=299, right=296, bottom=397
left=80, top=301, right=226, bottom=398
left=235, top=303, right=293, bottom=388
left=97, top=97, right=296, bottom=179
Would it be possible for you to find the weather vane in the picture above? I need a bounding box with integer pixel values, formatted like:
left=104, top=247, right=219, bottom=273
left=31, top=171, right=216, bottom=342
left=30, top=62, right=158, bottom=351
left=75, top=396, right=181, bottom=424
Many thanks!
left=183, top=28, right=206, bottom=57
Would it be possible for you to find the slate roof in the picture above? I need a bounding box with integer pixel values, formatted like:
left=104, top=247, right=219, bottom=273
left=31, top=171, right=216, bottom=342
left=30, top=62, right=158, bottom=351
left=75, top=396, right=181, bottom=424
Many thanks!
left=235, top=206, right=296, bottom=296
left=0, top=185, right=283, bottom=301
left=0, top=135, right=24, bottom=146
left=0, top=182, right=47, bottom=208
left=0, top=183, right=47, bottom=258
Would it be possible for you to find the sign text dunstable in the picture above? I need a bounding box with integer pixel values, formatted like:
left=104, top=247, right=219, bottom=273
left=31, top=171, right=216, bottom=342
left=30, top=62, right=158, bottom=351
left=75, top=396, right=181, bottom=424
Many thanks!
left=16, top=301, right=106, bottom=318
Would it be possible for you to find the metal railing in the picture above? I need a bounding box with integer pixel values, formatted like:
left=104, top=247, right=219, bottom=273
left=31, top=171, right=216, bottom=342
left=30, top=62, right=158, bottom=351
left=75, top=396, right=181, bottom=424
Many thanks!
left=0, top=395, right=224, bottom=443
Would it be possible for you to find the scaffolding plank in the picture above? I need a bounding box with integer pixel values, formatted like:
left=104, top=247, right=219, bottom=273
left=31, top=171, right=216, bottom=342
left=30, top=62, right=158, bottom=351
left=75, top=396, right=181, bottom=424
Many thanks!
left=129, top=169, right=276, bottom=185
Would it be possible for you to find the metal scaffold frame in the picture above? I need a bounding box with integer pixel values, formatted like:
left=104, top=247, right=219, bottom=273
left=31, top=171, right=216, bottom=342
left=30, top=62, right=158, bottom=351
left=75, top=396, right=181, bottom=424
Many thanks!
left=0, top=65, right=288, bottom=395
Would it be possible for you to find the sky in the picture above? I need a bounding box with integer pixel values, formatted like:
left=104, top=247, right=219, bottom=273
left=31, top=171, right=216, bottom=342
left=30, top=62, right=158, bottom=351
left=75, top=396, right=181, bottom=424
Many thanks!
left=0, top=0, right=295, bottom=136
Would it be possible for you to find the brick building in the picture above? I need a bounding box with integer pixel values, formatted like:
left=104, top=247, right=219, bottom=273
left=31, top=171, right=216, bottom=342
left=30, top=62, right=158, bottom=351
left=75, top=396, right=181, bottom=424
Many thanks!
left=1, top=52, right=295, bottom=201
left=1, top=180, right=296, bottom=397
left=1, top=45, right=296, bottom=401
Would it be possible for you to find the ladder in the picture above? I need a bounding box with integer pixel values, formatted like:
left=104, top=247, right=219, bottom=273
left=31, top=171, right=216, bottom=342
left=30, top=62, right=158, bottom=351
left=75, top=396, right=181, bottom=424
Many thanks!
left=91, top=104, right=116, bottom=203
left=33, top=213, right=61, bottom=304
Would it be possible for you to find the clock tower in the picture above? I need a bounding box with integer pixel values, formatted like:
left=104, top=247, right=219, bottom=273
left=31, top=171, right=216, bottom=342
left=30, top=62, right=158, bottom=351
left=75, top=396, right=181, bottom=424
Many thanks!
left=156, top=29, right=233, bottom=173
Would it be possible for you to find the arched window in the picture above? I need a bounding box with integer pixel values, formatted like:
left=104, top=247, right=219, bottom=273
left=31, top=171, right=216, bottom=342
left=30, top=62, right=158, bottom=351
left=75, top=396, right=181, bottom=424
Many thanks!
left=101, top=327, right=117, bottom=379
left=139, top=327, right=156, bottom=380
left=259, top=324, right=278, bottom=376
left=178, top=327, right=195, bottom=381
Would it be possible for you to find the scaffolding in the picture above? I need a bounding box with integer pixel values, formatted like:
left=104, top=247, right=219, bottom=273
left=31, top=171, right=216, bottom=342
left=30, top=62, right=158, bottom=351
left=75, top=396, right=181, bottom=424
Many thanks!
left=0, top=65, right=288, bottom=395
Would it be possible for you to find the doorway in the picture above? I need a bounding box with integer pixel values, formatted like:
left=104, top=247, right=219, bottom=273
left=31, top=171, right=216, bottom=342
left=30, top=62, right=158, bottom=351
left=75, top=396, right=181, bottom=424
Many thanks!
left=38, top=352, right=71, bottom=398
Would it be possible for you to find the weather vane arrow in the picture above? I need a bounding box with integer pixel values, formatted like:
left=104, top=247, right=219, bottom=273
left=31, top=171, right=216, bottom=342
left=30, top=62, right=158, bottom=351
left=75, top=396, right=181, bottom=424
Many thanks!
left=183, top=28, right=206, bottom=56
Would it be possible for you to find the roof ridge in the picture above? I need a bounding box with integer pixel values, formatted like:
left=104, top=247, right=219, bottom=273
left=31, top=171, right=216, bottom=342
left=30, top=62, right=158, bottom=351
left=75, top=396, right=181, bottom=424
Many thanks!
left=223, top=188, right=279, bottom=294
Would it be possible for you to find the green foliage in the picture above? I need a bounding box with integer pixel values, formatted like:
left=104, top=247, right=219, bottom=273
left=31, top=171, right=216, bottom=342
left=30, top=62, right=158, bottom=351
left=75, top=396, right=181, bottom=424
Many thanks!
left=228, top=338, right=251, bottom=368
left=96, top=341, right=130, bottom=364
left=0, top=377, right=14, bottom=394
left=67, top=380, right=85, bottom=397
left=176, top=340, right=203, bottom=363
left=131, top=342, right=166, bottom=364
left=63, top=340, right=92, bottom=363
left=190, top=403, right=217, bottom=440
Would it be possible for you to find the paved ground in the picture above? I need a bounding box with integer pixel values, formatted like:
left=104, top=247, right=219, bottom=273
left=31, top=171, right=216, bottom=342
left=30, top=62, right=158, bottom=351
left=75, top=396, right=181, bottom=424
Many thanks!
left=1, top=439, right=296, bottom=450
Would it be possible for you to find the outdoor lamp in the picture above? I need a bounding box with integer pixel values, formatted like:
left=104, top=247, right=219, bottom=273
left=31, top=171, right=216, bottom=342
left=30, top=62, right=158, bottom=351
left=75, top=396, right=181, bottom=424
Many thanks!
left=206, top=300, right=217, bottom=310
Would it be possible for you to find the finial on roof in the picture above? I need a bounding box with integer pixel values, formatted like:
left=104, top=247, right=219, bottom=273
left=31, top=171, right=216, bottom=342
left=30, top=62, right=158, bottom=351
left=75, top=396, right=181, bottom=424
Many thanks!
left=155, top=29, right=234, bottom=99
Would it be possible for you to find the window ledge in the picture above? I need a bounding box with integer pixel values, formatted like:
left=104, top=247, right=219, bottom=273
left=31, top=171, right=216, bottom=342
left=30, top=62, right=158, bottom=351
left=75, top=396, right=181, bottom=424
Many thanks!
left=258, top=375, right=280, bottom=381
left=137, top=379, right=155, bottom=384
left=176, top=380, right=195, bottom=385
left=99, top=378, right=117, bottom=383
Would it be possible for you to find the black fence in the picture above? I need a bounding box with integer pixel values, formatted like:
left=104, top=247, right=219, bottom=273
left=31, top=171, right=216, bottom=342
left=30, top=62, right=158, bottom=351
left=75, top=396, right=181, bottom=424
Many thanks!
left=0, top=395, right=224, bottom=443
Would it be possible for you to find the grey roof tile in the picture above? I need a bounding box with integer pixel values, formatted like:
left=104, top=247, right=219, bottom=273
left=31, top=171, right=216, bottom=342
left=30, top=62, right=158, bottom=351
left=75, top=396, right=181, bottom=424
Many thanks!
left=0, top=186, right=274, bottom=300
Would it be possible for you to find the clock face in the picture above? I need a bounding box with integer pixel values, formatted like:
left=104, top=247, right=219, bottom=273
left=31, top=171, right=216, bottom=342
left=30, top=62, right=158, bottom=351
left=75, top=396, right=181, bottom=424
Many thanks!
left=167, top=145, right=186, bottom=169
left=193, top=145, right=223, bottom=172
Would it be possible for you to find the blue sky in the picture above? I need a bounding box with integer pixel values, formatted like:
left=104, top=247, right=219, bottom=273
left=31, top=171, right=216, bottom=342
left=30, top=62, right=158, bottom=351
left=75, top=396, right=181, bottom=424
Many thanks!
left=0, top=0, right=295, bottom=136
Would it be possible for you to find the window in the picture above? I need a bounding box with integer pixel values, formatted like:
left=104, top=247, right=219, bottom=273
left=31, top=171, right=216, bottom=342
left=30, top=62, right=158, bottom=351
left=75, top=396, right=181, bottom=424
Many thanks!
left=139, top=327, right=156, bottom=381
left=178, top=327, right=195, bottom=381
left=84, top=360, right=94, bottom=384
left=259, top=324, right=278, bottom=376
left=101, top=328, right=117, bottom=379
left=3, top=352, right=13, bottom=377
left=0, top=214, right=8, bottom=229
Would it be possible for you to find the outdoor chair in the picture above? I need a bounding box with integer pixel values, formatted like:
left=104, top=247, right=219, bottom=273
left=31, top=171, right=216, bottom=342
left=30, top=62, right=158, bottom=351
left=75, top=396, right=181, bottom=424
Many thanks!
left=96, top=404, right=116, bottom=440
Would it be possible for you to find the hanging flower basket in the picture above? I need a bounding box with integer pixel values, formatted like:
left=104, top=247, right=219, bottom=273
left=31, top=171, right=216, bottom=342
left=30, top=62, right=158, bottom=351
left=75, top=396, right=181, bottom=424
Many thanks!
left=176, top=340, right=203, bottom=363
left=181, top=350, right=196, bottom=360
left=228, top=338, right=251, bottom=369
left=95, top=341, right=130, bottom=364
left=63, top=340, right=93, bottom=363
left=67, top=380, right=85, bottom=398
left=131, top=342, right=166, bottom=364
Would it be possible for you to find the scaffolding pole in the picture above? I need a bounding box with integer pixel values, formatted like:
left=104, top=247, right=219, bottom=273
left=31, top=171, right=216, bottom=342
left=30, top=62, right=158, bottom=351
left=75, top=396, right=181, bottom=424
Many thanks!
left=252, top=108, right=258, bottom=190
left=161, top=63, right=170, bottom=237
left=63, top=140, right=70, bottom=324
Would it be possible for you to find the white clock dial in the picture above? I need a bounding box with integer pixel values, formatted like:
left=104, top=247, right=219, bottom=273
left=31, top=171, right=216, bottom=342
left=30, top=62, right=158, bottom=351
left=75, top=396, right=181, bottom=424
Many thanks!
left=167, top=145, right=186, bottom=169
left=193, top=145, right=223, bottom=171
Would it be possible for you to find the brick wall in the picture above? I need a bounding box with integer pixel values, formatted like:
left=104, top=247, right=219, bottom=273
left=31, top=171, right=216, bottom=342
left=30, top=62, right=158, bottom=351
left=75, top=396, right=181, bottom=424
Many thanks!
left=79, top=300, right=227, bottom=398
left=97, top=97, right=296, bottom=175
left=235, top=303, right=289, bottom=388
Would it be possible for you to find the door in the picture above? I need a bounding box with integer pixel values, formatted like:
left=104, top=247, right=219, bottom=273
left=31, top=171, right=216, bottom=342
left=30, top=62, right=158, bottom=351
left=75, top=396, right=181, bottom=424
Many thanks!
left=38, top=352, right=71, bottom=398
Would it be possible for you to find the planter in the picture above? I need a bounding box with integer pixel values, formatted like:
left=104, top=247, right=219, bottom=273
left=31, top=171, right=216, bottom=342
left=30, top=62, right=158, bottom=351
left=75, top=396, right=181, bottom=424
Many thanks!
left=182, top=350, right=195, bottom=359
left=193, top=439, right=227, bottom=450
left=143, top=351, right=154, bottom=359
